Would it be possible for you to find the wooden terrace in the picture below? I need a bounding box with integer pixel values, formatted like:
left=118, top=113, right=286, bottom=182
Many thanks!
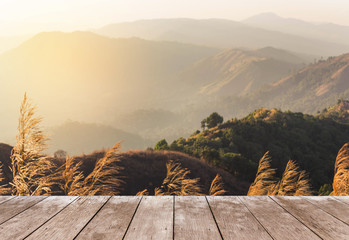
left=0, top=196, right=349, bottom=239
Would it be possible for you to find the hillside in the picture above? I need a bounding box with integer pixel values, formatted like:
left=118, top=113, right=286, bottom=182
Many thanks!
left=0, top=145, right=249, bottom=195
left=0, top=143, right=12, bottom=185
left=245, top=53, right=349, bottom=114
left=166, top=108, right=349, bottom=192
left=47, top=121, right=150, bottom=155
left=95, top=18, right=349, bottom=56
left=70, top=150, right=249, bottom=195
left=181, top=47, right=306, bottom=96
left=0, top=31, right=219, bottom=143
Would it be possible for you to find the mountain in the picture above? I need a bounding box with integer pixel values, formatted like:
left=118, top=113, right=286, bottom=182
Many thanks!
left=95, top=18, right=349, bottom=56
left=180, top=47, right=306, bottom=96
left=0, top=35, right=31, bottom=54
left=47, top=121, right=150, bottom=155
left=0, top=31, right=219, bottom=143
left=244, top=12, right=349, bottom=47
left=165, top=107, right=349, bottom=192
left=244, top=53, right=349, bottom=114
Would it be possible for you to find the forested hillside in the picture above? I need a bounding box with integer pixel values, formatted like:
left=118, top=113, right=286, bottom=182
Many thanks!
left=164, top=106, right=349, bottom=192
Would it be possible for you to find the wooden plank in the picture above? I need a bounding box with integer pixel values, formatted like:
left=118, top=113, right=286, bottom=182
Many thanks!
left=76, top=196, right=141, bottom=240
left=0, top=196, right=15, bottom=205
left=304, top=196, right=349, bottom=224
left=272, top=196, right=349, bottom=240
left=239, top=196, right=320, bottom=240
left=207, top=196, right=272, bottom=240
left=0, top=196, right=77, bottom=240
left=174, top=196, right=221, bottom=240
left=124, top=196, right=173, bottom=240
left=334, top=196, right=349, bottom=205
left=26, top=196, right=110, bottom=240
left=0, top=196, right=47, bottom=224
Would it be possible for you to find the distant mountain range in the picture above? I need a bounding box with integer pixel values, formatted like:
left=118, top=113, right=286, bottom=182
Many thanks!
left=47, top=121, right=150, bottom=155
left=1, top=15, right=349, bottom=153
left=243, top=12, right=349, bottom=47
left=95, top=18, right=349, bottom=57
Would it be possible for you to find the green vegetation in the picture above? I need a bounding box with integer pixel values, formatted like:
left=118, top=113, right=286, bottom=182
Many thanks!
left=165, top=108, right=349, bottom=193
left=154, top=139, right=169, bottom=151
left=201, top=112, right=223, bottom=130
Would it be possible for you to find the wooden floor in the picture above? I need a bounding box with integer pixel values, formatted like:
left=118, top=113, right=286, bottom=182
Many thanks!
left=0, top=196, right=349, bottom=239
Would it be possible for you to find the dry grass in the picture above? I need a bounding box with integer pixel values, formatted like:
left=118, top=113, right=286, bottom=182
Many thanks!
left=209, top=174, right=226, bottom=196
left=332, top=143, right=349, bottom=196
left=136, top=189, right=149, bottom=196
left=61, top=143, right=124, bottom=196
left=10, top=93, right=55, bottom=196
left=275, top=160, right=312, bottom=196
left=154, top=160, right=202, bottom=196
left=248, top=152, right=312, bottom=196
left=59, top=156, right=84, bottom=195
left=247, top=152, right=277, bottom=196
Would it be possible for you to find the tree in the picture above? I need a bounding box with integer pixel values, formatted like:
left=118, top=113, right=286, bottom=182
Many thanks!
left=154, top=139, right=169, bottom=151
left=54, top=149, right=67, bottom=160
left=201, top=119, right=206, bottom=130
left=205, top=112, right=223, bottom=129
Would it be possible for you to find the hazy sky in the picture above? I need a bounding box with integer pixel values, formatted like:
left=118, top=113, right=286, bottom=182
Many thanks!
left=1, top=0, right=349, bottom=36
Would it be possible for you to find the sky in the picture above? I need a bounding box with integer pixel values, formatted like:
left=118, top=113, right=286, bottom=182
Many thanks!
left=0, top=0, right=349, bottom=36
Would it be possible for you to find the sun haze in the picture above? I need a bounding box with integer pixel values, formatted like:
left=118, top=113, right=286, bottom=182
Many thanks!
left=0, top=0, right=349, bottom=36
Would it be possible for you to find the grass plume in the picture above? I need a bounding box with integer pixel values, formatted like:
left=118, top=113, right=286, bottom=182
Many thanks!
left=10, top=93, right=55, bottom=196
left=209, top=174, right=226, bottom=196
left=63, top=143, right=124, bottom=196
left=276, top=160, right=312, bottom=196
left=155, top=160, right=202, bottom=196
left=332, top=143, right=349, bottom=196
left=247, top=152, right=277, bottom=196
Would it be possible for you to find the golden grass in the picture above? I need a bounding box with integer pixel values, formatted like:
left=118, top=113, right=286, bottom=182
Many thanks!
left=136, top=189, right=149, bottom=196
left=248, top=152, right=312, bottom=196
left=10, top=93, right=55, bottom=196
left=62, top=143, right=124, bottom=196
left=209, top=174, right=226, bottom=196
left=155, top=160, right=202, bottom=196
left=332, top=143, right=349, bottom=196
left=276, top=160, right=312, bottom=196
left=247, top=152, right=277, bottom=196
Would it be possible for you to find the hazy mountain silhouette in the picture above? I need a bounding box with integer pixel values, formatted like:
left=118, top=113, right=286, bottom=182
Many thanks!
left=244, top=12, right=349, bottom=47
left=95, top=18, right=349, bottom=56
left=48, top=121, right=149, bottom=155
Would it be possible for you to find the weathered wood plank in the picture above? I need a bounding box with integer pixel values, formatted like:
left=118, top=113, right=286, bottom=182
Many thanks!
left=272, top=196, right=349, bottom=240
left=76, top=196, right=141, bottom=240
left=207, top=196, right=272, bottom=240
left=175, top=196, right=221, bottom=240
left=0, top=196, right=15, bottom=205
left=0, top=196, right=47, bottom=224
left=0, top=196, right=77, bottom=240
left=239, top=196, right=320, bottom=240
left=26, top=196, right=110, bottom=240
left=334, top=196, right=349, bottom=205
left=304, top=196, right=349, bottom=224
left=124, top=196, right=173, bottom=240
